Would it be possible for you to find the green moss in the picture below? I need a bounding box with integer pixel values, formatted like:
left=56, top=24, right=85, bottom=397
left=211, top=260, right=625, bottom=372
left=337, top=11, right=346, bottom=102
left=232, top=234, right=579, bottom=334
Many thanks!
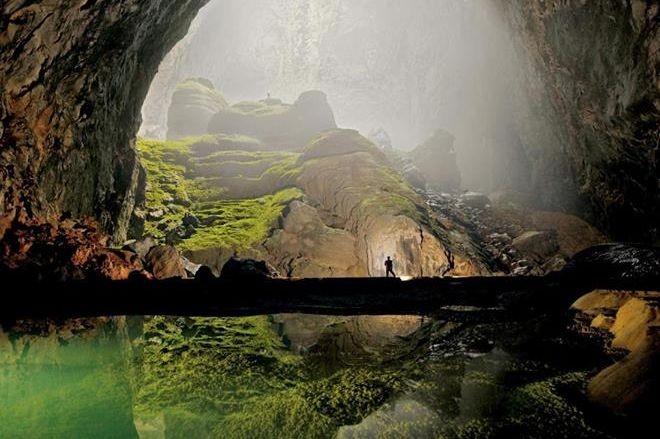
left=218, top=389, right=336, bottom=439
left=136, top=316, right=414, bottom=439
left=502, top=372, right=603, bottom=438
left=136, top=137, right=197, bottom=239
left=178, top=188, right=302, bottom=251
left=137, top=136, right=302, bottom=249
left=301, top=368, right=407, bottom=425
left=190, top=134, right=264, bottom=156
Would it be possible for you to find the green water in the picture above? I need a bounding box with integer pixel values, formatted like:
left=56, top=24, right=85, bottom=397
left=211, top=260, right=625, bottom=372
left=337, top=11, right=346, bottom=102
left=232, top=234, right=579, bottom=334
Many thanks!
left=0, top=314, right=614, bottom=438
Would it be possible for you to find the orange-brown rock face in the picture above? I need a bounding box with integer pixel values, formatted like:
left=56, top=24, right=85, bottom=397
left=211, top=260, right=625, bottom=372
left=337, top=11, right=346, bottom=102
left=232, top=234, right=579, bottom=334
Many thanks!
left=571, top=289, right=660, bottom=416
left=0, top=215, right=147, bottom=281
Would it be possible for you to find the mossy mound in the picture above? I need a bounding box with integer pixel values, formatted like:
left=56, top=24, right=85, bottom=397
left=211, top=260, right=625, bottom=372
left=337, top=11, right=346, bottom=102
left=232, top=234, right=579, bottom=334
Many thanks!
left=299, top=129, right=388, bottom=164
left=208, top=90, right=337, bottom=150
left=136, top=137, right=302, bottom=251
left=190, top=133, right=264, bottom=156
left=167, top=78, right=228, bottom=140
left=179, top=188, right=302, bottom=252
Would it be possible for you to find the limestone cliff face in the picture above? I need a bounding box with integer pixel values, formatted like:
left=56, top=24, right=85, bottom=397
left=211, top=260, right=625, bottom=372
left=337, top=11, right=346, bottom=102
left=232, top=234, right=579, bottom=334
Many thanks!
left=502, top=0, right=659, bottom=241
left=0, top=1, right=208, bottom=244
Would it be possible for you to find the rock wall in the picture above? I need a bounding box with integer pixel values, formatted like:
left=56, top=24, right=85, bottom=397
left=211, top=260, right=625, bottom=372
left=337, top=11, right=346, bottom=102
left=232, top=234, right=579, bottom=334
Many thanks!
left=0, top=1, right=208, bottom=244
left=502, top=0, right=659, bottom=241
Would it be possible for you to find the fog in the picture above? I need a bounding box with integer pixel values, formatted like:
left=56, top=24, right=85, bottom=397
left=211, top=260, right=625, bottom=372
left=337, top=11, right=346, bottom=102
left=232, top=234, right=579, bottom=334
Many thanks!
left=141, top=0, right=528, bottom=192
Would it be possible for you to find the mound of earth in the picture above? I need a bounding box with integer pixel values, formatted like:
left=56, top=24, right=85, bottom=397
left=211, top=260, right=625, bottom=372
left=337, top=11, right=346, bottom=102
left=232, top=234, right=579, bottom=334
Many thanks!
left=208, top=90, right=337, bottom=150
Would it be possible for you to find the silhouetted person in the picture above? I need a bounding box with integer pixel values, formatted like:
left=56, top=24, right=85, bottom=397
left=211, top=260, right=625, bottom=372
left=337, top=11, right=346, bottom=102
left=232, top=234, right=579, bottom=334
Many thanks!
left=385, top=256, right=396, bottom=278
left=441, top=249, right=455, bottom=277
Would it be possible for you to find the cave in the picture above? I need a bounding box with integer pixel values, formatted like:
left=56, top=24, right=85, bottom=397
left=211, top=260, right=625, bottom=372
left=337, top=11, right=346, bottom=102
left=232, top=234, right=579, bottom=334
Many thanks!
left=1, top=1, right=659, bottom=438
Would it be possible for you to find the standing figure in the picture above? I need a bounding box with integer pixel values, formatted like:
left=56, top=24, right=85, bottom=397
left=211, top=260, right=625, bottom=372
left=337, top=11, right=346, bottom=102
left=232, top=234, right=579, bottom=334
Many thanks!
left=385, top=256, right=396, bottom=278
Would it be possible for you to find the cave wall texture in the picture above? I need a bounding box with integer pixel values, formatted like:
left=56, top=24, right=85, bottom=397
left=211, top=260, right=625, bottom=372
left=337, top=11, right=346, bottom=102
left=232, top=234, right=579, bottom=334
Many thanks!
left=502, top=0, right=659, bottom=242
left=1, top=0, right=658, bottom=244
left=0, top=0, right=209, bottom=244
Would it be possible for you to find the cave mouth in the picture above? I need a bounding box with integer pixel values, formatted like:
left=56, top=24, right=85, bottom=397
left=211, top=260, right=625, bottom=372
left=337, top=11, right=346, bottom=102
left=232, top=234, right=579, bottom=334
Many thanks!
left=131, top=0, right=609, bottom=280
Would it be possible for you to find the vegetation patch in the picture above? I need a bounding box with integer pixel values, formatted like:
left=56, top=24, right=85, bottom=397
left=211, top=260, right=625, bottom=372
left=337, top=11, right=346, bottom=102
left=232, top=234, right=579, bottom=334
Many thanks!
left=179, top=188, right=302, bottom=252
left=173, top=78, right=227, bottom=109
left=137, top=137, right=302, bottom=251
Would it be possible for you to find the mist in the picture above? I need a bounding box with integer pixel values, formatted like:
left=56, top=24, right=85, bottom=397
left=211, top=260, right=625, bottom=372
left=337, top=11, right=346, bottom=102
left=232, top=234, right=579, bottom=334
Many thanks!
left=141, top=0, right=526, bottom=193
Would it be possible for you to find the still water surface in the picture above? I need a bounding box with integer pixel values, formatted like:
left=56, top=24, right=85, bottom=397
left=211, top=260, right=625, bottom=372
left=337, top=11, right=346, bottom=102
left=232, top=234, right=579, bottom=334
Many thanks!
left=1, top=314, right=610, bottom=438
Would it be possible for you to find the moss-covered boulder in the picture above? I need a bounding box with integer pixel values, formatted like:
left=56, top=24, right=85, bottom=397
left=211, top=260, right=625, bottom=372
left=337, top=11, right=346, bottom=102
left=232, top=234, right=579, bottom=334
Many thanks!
left=167, top=78, right=228, bottom=140
left=299, top=129, right=387, bottom=163
left=208, top=90, right=337, bottom=150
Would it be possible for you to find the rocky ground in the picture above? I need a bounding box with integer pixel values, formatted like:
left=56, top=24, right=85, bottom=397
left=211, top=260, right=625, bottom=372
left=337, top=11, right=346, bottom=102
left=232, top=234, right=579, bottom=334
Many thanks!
left=422, top=189, right=607, bottom=276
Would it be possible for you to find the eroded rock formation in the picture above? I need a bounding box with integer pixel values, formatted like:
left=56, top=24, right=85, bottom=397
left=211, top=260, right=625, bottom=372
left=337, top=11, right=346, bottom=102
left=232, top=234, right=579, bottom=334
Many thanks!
left=167, top=78, right=227, bottom=139
left=408, top=129, right=461, bottom=192
left=207, top=90, right=337, bottom=150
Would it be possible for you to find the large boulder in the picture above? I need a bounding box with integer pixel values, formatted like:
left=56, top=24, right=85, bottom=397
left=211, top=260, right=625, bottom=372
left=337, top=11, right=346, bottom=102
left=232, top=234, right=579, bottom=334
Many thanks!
left=571, top=289, right=660, bottom=421
left=512, top=231, right=559, bottom=263
left=145, top=245, right=187, bottom=279
left=562, top=244, right=660, bottom=285
left=220, top=257, right=275, bottom=279
left=167, top=78, right=228, bottom=139
left=299, top=129, right=387, bottom=163
left=588, top=347, right=660, bottom=417
left=296, top=131, right=488, bottom=277
left=409, top=129, right=461, bottom=192
left=610, top=297, right=660, bottom=352
left=264, top=201, right=365, bottom=277
left=208, top=90, right=336, bottom=150
left=460, top=192, right=491, bottom=209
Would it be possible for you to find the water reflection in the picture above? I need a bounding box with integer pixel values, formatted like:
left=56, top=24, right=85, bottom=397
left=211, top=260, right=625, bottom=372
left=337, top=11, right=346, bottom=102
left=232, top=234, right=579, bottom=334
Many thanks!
left=0, top=314, right=612, bottom=438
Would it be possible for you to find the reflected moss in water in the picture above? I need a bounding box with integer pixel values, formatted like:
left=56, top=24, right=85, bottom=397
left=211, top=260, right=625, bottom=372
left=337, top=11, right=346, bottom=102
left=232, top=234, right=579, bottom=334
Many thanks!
left=135, top=316, right=411, bottom=438
left=1, top=315, right=618, bottom=438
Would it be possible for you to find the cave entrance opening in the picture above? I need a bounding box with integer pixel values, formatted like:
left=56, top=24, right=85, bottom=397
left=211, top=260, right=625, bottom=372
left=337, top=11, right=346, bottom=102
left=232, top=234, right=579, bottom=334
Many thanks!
left=134, top=0, right=588, bottom=279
